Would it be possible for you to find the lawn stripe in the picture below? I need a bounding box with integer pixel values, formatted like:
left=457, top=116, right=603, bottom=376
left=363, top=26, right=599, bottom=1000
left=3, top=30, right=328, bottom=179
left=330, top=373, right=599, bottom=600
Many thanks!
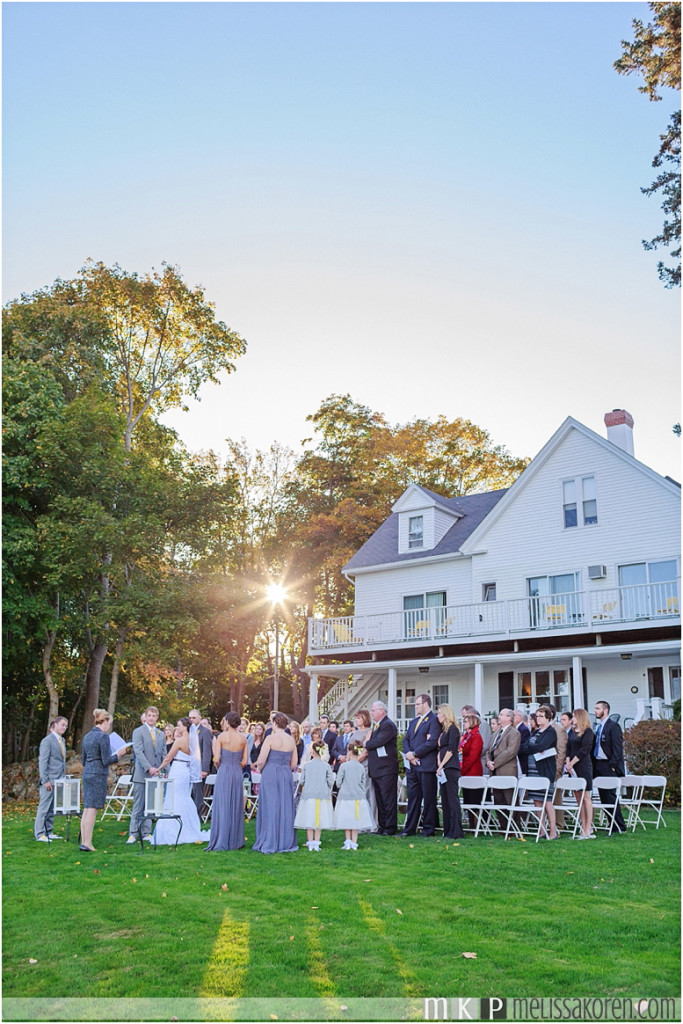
left=200, top=909, right=249, bottom=999
left=358, top=899, right=420, bottom=997
left=305, top=913, right=337, bottom=1001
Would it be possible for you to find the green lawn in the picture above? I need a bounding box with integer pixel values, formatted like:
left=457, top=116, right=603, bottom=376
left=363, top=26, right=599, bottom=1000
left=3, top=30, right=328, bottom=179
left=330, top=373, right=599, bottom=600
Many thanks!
left=2, top=803, right=680, bottom=1021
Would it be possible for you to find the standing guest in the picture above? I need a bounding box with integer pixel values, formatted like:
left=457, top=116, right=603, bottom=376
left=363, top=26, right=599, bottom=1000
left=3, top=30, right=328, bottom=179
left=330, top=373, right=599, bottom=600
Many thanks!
left=153, top=720, right=204, bottom=845
left=592, top=701, right=627, bottom=833
left=547, top=706, right=568, bottom=829
left=459, top=713, right=483, bottom=831
left=238, top=717, right=255, bottom=778
left=485, top=708, right=520, bottom=832
left=81, top=710, right=128, bottom=852
left=566, top=708, right=595, bottom=840
left=529, top=712, right=538, bottom=734
left=206, top=712, right=249, bottom=852
left=163, top=724, right=176, bottom=754
left=518, top=705, right=558, bottom=840
left=127, top=706, right=164, bottom=844
left=400, top=694, right=441, bottom=837
left=250, top=722, right=266, bottom=765
left=252, top=712, right=299, bottom=854
left=462, top=704, right=490, bottom=772
left=301, top=721, right=313, bottom=752
left=435, top=705, right=463, bottom=839
left=483, top=715, right=500, bottom=774
left=513, top=710, right=531, bottom=774
left=559, top=711, right=573, bottom=733
left=350, top=709, right=378, bottom=831
left=334, top=741, right=374, bottom=849
left=289, top=721, right=304, bottom=765
left=318, top=714, right=336, bottom=757
left=331, top=720, right=355, bottom=771
left=188, top=709, right=213, bottom=816
left=294, top=741, right=334, bottom=851
left=34, top=716, right=68, bottom=842
left=364, top=701, right=399, bottom=835
left=301, top=727, right=330, bottom=765
left=202, top=717, right=219, bottom=739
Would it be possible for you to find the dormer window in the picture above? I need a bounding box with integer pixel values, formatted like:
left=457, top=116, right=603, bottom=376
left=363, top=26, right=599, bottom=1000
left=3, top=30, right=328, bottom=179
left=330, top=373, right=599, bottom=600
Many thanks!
left=408, top=515, right=424, bottom=549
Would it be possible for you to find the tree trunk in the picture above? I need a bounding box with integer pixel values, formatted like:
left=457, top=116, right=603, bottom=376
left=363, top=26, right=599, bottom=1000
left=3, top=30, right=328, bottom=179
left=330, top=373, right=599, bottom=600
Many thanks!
left=107, top=631, right=126, bottom=718
left=43, top=629, right=59, bottom=722
left=81, top=640, right=108, bottom=742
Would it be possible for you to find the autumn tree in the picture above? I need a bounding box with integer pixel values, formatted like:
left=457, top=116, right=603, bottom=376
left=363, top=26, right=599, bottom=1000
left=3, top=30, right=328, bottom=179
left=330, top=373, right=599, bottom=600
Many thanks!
left=615, top=1, right=681, bottom=287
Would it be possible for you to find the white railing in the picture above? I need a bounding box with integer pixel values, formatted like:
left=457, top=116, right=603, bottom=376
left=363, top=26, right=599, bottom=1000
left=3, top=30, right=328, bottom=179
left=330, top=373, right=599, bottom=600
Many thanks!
left=308, top=581, right=680, bottom=653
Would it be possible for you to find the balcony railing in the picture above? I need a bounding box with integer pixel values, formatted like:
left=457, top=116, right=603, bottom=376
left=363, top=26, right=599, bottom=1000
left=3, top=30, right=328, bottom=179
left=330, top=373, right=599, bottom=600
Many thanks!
left=308, top=581, right=680, bottom=653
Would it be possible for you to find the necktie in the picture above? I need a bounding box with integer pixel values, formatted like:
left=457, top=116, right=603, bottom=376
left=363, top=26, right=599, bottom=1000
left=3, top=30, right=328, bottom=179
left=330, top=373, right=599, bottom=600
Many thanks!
left=491, top=728, right=503, bottom=751
left=593, top=722, right=602, bottom=757
left=151, top=728, right=156, bottom=749
left=57, top=736, right=65, bottom=758
left=414, top=715, right=425, bottom=734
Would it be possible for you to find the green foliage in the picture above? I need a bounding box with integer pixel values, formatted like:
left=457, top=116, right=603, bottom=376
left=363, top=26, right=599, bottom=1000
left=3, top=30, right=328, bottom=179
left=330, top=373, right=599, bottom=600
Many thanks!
left=624, top=719, right=681, bottom=806
left=672, top=697, right=681, bottom=721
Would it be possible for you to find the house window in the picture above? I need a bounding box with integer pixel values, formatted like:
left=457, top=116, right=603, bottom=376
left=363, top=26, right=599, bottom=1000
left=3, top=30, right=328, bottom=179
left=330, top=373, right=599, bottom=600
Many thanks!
left=648, top=667, right=664, bottom=700
left=562, top=475, right=597, bottom=528
left=516, top=668, right=571, bottom=713
left=403, top=591, right=447, bottom=635
left=404, top=688, right=416, bottom=719
left=670, top=667, right=681, bottom=703
left=527, top=573, right=580, bottom=625
left=483, top=583, right=497, bottom=602
left=618, top=559, right=678, bottom=619
left=432, top=684, right=449, bottom=709
left=408, top=515, right=424, bottom=549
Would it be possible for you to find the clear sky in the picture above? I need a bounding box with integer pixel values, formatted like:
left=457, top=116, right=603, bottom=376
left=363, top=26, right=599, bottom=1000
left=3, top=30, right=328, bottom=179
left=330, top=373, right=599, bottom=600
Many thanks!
left=3, top=1, right=680, bottom=479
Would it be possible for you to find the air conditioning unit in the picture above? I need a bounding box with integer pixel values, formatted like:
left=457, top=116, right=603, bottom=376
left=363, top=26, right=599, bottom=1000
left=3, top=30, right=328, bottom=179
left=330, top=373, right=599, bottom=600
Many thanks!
left=588, top=564, right=607, bottom=580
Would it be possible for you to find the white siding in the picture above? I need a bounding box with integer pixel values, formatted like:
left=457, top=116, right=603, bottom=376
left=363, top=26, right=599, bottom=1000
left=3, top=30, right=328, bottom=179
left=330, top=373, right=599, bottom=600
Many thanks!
left=354, top=558, right=472, bottom=616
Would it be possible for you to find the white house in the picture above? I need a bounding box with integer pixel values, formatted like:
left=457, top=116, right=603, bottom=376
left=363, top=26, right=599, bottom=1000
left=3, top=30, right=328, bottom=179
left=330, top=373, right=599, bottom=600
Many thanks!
left=306, top=410, right=681, bottom=730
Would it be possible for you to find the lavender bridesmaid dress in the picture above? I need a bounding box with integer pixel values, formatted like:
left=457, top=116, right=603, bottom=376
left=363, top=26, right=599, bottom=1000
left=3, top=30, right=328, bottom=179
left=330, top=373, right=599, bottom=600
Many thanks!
left=252, top=748, right=298, bottom=854
left=205, top=749, right=245, bottom=851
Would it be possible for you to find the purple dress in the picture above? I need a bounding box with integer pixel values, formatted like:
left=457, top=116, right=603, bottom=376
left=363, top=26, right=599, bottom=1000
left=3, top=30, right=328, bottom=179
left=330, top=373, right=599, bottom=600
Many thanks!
left=206, top=749, right=245, bottom=851
left=252, top=748, right=298, bottom=854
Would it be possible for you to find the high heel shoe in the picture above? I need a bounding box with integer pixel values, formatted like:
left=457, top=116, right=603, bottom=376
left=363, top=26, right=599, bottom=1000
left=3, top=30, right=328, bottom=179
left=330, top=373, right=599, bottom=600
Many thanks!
left=79, top=844, right=96, bottom=852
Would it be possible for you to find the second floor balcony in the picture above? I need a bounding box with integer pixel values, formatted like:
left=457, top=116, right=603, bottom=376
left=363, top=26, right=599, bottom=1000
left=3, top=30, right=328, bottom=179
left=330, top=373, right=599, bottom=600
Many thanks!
left=308, top=580, right=680, bottom=655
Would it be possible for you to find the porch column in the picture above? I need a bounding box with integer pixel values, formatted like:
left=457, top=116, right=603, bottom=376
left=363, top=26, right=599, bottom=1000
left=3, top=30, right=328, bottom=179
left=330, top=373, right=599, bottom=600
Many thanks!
left=387, top=668, right=397, bottom=721
left=474, top=662, right=484, bottom=715
left=308, top=674, right=318, bottom=721
left=572, top=656, right=583, bottom=708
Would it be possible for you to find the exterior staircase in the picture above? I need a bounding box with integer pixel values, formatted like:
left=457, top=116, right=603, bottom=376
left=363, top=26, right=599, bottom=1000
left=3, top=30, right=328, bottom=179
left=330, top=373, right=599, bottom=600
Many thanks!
left=317, top=672, right=387, bottom=722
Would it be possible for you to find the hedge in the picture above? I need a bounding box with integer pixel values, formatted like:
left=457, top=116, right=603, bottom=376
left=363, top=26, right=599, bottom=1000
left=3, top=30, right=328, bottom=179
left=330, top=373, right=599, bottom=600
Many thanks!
left=624, top=719, right=681, bottom=807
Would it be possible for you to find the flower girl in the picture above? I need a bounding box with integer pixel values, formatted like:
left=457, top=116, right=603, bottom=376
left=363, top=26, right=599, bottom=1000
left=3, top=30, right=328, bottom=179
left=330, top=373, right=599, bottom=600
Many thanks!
left=333, top=741, right=374, bottom=849
left=294, top=741, right=334, bottom=851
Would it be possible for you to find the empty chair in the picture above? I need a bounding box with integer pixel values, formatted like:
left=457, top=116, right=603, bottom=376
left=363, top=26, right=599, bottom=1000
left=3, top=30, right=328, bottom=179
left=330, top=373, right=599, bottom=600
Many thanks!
left=631, top=775, right=667, bottom=830
left=201, top=774, right=216, bottom=823
left=619, top=775, right=644, bottom=831
left=100, top=774, right=134, bottom=821
left=459, top=777, right=490, bottom=836
left=504, top=775, right=550, bottom=843
left=592, top=777, right=623, bottom=835
left=479, top=776, right=518, bottom=835
left=244, top=772, right=261, bottom=820
left=554, top=777, right=586, bottom=839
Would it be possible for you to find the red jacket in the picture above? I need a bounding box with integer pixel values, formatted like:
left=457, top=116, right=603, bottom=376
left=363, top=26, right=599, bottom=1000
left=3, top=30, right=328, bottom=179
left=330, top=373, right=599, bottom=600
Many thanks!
left=459, top=727, right=483, bottom=776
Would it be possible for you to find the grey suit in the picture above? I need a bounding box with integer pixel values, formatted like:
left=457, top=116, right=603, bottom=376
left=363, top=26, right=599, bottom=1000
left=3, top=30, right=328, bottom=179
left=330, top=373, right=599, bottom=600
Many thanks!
left=34, top=732, right=67, bottom=838
left=129, top=724, right=165, bottom=837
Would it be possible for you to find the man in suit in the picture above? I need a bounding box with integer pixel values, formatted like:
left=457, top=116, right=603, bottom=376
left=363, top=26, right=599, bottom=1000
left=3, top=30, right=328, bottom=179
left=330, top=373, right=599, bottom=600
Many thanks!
left=318, top=714, right=336, bottom=757
left=513, top=709, right=531, bottom=775
left=548, top=705, right=568, bottom=828
left=364, top=701, right=399, bottom=835
left=331, top=720, right=354, bottom=772
left=592, top=700, right=627, bottom=833
left=485, top=708, right=520, bottom=831
left=34, top=716, right=68, bottom=841
left=400, top=694, right=441, bottom=836
left=188, top=709, right=213, bottom=815
left=127, top=706, right=164, bottom=843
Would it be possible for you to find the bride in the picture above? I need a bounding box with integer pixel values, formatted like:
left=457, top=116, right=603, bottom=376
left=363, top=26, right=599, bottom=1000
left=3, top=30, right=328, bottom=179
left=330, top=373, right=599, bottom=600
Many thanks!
left=153, top=718, right=205, bottom=845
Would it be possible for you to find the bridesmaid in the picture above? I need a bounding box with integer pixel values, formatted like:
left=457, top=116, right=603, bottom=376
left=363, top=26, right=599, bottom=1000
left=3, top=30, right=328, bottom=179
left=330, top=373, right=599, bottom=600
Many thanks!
left=252, top=712, right=299, bottom=854
left=205, top=712, right=249, bottom=851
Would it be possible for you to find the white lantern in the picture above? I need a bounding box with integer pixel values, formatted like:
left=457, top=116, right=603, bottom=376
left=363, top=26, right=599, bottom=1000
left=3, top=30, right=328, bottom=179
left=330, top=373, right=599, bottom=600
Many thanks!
left=54, top=776, right=80, bottom=815
left=144, top=776, right=173, bottom=816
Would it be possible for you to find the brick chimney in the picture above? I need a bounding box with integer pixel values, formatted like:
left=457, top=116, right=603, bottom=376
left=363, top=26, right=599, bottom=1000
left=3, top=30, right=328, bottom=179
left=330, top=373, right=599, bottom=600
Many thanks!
left=604, top=409, right=634, bottom=457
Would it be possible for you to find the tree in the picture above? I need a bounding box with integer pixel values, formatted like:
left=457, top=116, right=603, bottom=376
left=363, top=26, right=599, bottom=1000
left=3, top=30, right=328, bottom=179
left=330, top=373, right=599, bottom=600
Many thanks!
left=615, top=1, right=681, bottom=286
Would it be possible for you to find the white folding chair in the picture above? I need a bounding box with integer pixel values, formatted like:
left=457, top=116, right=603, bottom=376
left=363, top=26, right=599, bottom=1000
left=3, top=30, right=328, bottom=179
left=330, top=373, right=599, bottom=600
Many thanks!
left=592, top=777, right=622, bottom=835
left=632, top=775, right=667, bottom=830
left=480, top=776, right=518, bottom=835
left=554, top=776, right=586, bottom=839
left=459, top=777, right=490, bottom=836
left=245, top=772, right=261, bottom=820
left=201, top=774, right=216, bottom=823
left=619, top=775, right=644, bottom=831
left=504, top=775, right=550, bottom=843
left=100, top=774, right=134, bottom=821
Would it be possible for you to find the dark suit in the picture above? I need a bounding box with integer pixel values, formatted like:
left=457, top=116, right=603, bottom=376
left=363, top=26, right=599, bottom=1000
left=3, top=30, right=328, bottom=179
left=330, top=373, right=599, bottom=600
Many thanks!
left=331, top=731, right=351, bottom=771
left=516, top=723, right=530, bottom=774
left=401, top=710, right=441, bottom=835
left=592, top=717, right=626, bottom=832
left=192, top=724, right=214, bottom=815
left=365, top=715, right=399, bottom=834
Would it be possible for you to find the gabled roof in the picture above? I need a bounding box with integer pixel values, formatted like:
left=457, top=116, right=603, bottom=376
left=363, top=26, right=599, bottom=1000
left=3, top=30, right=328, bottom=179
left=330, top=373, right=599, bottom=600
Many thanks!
left=343, top=488, right=508, bottom=573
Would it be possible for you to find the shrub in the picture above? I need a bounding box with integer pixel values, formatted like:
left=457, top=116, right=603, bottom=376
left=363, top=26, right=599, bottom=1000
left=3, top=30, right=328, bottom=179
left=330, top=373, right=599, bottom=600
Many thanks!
left=673, top=698, right=681, bottom=722
left=624, top=719, right=681, bottom=807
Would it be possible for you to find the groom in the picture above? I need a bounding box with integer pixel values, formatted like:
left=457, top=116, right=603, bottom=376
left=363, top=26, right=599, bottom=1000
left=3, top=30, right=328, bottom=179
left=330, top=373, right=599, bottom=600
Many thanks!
left=127, top=706, right=164, bottom=844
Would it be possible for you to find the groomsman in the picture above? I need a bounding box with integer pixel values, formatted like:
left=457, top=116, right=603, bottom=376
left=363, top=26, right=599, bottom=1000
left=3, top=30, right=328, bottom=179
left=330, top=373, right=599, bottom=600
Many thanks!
left=127, top=707, right=164, bottom=843
left=400, top=694, right=441, bottom=837
left=188, top=709, right=213, bottom=815
left=592, top=700, right=627, bottom=833
left=364, top=701, right=399, bottom=835
left=331, top=720, right=354, bottom=771
left=34, top=717, right=68, bottom=841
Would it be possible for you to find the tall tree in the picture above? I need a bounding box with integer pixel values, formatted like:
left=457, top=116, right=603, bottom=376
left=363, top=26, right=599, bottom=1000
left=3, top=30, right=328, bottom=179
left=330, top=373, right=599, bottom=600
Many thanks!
left=615, top=1, right=681, bottom=287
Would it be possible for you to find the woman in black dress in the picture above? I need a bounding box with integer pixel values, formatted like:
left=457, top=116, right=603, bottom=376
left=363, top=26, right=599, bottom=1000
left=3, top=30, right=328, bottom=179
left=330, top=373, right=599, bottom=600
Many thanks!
left=436, top=704, right=463, bottom=838
left=565, top=708, right=595, bottom=839
left=250, top=722, right=266, bottom=765
left=80, top=709, right=128, bottom=852
left=518, top=705, right=558, bottom=840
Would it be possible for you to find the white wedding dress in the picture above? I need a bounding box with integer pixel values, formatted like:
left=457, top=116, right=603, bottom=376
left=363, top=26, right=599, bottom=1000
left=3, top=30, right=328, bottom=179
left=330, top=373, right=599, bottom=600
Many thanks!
left=153, top=751, right=204, bottom=845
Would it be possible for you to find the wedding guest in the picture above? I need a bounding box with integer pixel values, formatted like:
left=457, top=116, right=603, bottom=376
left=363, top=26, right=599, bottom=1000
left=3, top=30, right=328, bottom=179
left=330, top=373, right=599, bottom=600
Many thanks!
left=289, top=721, right=304, bottom=765
left=333, top=741, right=373, bottom=849
left=364, top=701, right=399, bottom=836
left=301, top=727, right=330, bottom=765
left=566, top=708, right=595, bottom=840
left=164, top=724, right=175, bottom=754
left=331, top=720, right=355, bottom=771
left=81, top=710, right=128, bottom=852
left=514, top=709, right=531, bottom=774
left=518, top=705, right=558, bottom=840
left=459, top=713, right=483, bottom=830
left=301, top=721, right=313, bottom=752
left=294, top=741, right=334, bottom=851
left=250, top=722, right=266, bottom=765
left=436, top=704, right=463, bottom=839
left=252, top=712, right=298, bottom=854
left=350, top=709, right=377, bottom=831
left=206, top=712, right=248, bottom=852
left=34, top=716, right=68, bottom=842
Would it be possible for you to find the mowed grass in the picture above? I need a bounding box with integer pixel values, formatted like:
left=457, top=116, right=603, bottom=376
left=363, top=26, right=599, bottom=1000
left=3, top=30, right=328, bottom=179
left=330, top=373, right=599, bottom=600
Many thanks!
left=2, top=803, right=680, bottom=1002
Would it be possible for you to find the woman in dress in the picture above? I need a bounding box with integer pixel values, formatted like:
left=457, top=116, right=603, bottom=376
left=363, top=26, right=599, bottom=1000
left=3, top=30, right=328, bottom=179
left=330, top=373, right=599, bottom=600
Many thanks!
left=436, top=704, right=463, bottom=839
left=459, top=713, right=483, bottom=830
left=250, top=722, right=266, bottom=765
left=153, top=718, right=204, bottom=845
left=289, top=721, right=304, bottom=765
left=349, top=709, right=378, bottom=831
left=252, top=712, right=299, bottom=854
left=164, top=724, right=175, bottom=754
left=206, top=711, right=248, bottom=852
left=80, top=709, right=129, bottom=852
left=565, top=708, right=595, bottom=839
left=518, top=704, right=559, bottom=840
